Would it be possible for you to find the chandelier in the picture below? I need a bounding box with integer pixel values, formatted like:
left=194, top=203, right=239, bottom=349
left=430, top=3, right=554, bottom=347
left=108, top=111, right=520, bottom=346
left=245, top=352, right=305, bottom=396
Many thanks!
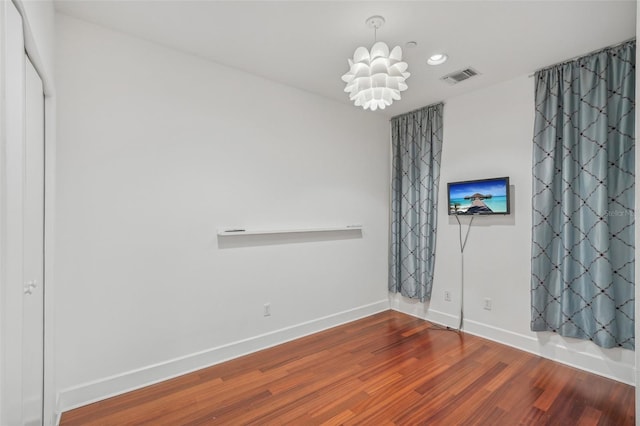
left=341, top=16, right=410, bottom=111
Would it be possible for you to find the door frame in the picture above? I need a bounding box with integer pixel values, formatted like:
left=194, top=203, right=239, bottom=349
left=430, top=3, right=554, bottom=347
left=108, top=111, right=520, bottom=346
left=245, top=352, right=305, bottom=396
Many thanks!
left=0, top=0, right=56, bottom=424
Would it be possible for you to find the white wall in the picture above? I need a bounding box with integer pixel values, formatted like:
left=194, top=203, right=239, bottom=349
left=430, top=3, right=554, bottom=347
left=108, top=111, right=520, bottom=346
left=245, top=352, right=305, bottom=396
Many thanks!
left=392, top=74, right=635, bottom=385
left=54, top=14, right=390, bottom=411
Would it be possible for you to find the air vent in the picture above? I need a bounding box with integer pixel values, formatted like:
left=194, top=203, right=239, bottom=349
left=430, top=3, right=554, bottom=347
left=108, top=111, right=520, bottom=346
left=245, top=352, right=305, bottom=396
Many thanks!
left=441, top=67, right=480, bottom=85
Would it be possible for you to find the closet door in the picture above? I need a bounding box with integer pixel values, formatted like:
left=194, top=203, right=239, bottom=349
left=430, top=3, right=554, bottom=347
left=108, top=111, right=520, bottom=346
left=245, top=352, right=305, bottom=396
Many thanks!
left=22, top=56, right=45, bottom=426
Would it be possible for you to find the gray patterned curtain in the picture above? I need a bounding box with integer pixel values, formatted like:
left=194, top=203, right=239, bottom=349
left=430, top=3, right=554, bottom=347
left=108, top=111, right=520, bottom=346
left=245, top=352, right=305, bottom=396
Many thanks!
left=390, top=103, right=443, bottom=302
left=531, top=41, right=635, bottom=349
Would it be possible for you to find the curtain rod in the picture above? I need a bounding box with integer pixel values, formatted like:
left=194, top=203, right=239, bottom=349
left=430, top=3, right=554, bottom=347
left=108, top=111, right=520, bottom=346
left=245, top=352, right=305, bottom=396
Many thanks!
left=389, top=101, right=445, bottom=121
left=528, top=37, right=636, bottom=78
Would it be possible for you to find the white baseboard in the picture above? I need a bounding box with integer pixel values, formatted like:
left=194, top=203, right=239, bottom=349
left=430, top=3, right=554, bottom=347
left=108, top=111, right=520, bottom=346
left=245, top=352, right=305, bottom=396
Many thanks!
left=57, top=300, right=389, bottom=415
left=388, top=293, right=460, bottom=329
left=57, top=297, right=634, bottom=419
left=393, top=305, right=635, bottom=386
left=462, top=318, right=635, bottom=386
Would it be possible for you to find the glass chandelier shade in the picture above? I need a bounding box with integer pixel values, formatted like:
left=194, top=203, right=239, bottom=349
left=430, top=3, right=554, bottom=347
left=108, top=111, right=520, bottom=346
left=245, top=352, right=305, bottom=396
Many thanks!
left=341, top=41, right=410, bottom=111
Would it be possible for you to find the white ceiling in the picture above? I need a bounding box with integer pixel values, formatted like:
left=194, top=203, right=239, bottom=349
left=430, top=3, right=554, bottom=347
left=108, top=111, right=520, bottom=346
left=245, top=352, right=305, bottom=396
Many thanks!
left=54, top=1, right=636, bottom=117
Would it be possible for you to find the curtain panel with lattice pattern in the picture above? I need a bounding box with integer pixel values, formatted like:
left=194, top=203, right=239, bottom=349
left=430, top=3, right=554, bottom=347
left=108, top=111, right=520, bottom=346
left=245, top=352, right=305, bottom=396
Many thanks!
left=531, top=41, right=635, bottom=349
left=389, top=103, right=444, bottom=302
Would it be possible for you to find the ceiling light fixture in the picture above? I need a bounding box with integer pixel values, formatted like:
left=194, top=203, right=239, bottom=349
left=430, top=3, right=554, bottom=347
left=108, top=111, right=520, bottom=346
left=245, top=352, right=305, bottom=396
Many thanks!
left=427, top=53, right=448, bottom=66
left=341, top=15, right=410, bottom=111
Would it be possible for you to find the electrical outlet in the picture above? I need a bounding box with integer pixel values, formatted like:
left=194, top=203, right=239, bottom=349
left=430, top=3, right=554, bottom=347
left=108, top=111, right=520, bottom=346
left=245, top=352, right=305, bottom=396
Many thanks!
left=444, top=291, right=452, bottom=302
left=483, top=298, right=492, bottom=311
left=263, top=303, right=271, bottom=317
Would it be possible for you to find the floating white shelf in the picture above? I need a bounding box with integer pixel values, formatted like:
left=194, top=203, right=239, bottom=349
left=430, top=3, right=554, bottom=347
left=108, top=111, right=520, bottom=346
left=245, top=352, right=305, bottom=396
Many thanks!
left=217, top=225, right=363, bottom=236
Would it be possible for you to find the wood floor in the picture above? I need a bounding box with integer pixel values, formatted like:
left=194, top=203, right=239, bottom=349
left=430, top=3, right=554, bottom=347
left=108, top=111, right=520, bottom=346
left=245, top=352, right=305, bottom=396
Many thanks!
left=61, top=310, right=635, bottom=425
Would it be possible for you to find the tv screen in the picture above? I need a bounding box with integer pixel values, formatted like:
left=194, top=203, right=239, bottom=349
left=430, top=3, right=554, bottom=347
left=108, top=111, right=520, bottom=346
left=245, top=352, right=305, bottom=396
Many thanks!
left=447, top=177, right=510, bottom=215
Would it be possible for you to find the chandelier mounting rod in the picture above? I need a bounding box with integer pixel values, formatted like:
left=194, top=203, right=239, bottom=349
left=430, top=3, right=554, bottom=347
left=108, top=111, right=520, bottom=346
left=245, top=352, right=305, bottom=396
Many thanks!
left=365, top=15, right=385, bottom=42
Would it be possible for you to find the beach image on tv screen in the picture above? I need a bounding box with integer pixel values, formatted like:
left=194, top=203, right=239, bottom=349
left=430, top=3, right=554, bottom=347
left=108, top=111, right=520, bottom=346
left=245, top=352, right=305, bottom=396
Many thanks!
left=448, top=179, right=508, bottom=214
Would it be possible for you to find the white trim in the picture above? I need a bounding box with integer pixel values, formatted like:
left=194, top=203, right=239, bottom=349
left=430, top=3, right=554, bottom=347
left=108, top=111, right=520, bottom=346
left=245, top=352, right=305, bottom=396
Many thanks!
left=393, top=305, right=635, bottom=386
left=58, top=298, right=634, bottom=418
left=10, top=0, right=54, bottom=96
left=43, top=92, right=56, bottom=426
left=462, top=319, right=635, bottom=386
left=9, top=1, right=56, bottom=423
left=57, top=300, right=389, bottom=414
left=0, top=2, right=27, bottom=424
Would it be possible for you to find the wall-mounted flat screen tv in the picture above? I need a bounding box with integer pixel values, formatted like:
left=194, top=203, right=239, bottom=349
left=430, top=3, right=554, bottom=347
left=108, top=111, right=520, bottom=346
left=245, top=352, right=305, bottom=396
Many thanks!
left=447, top=177, right=510, bottom=215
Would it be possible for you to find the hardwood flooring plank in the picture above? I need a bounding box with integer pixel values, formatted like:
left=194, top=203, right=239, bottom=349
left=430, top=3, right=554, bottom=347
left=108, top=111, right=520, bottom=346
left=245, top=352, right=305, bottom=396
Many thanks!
left=319, top=409, right=355, bottom=425
left=577, top=406, right=603, bottom=426
left=420, top=362, right=509, bottom=424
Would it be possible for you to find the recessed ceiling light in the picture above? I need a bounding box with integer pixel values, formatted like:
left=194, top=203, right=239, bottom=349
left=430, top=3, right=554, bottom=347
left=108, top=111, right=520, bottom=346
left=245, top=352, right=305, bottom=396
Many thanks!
left=427, top=53, right=448, bottom=65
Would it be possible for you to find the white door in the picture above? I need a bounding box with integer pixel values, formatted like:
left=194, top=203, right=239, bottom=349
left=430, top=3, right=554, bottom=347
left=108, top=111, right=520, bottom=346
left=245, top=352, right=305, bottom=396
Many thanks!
left=22, top=56, right=45, bottom=426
